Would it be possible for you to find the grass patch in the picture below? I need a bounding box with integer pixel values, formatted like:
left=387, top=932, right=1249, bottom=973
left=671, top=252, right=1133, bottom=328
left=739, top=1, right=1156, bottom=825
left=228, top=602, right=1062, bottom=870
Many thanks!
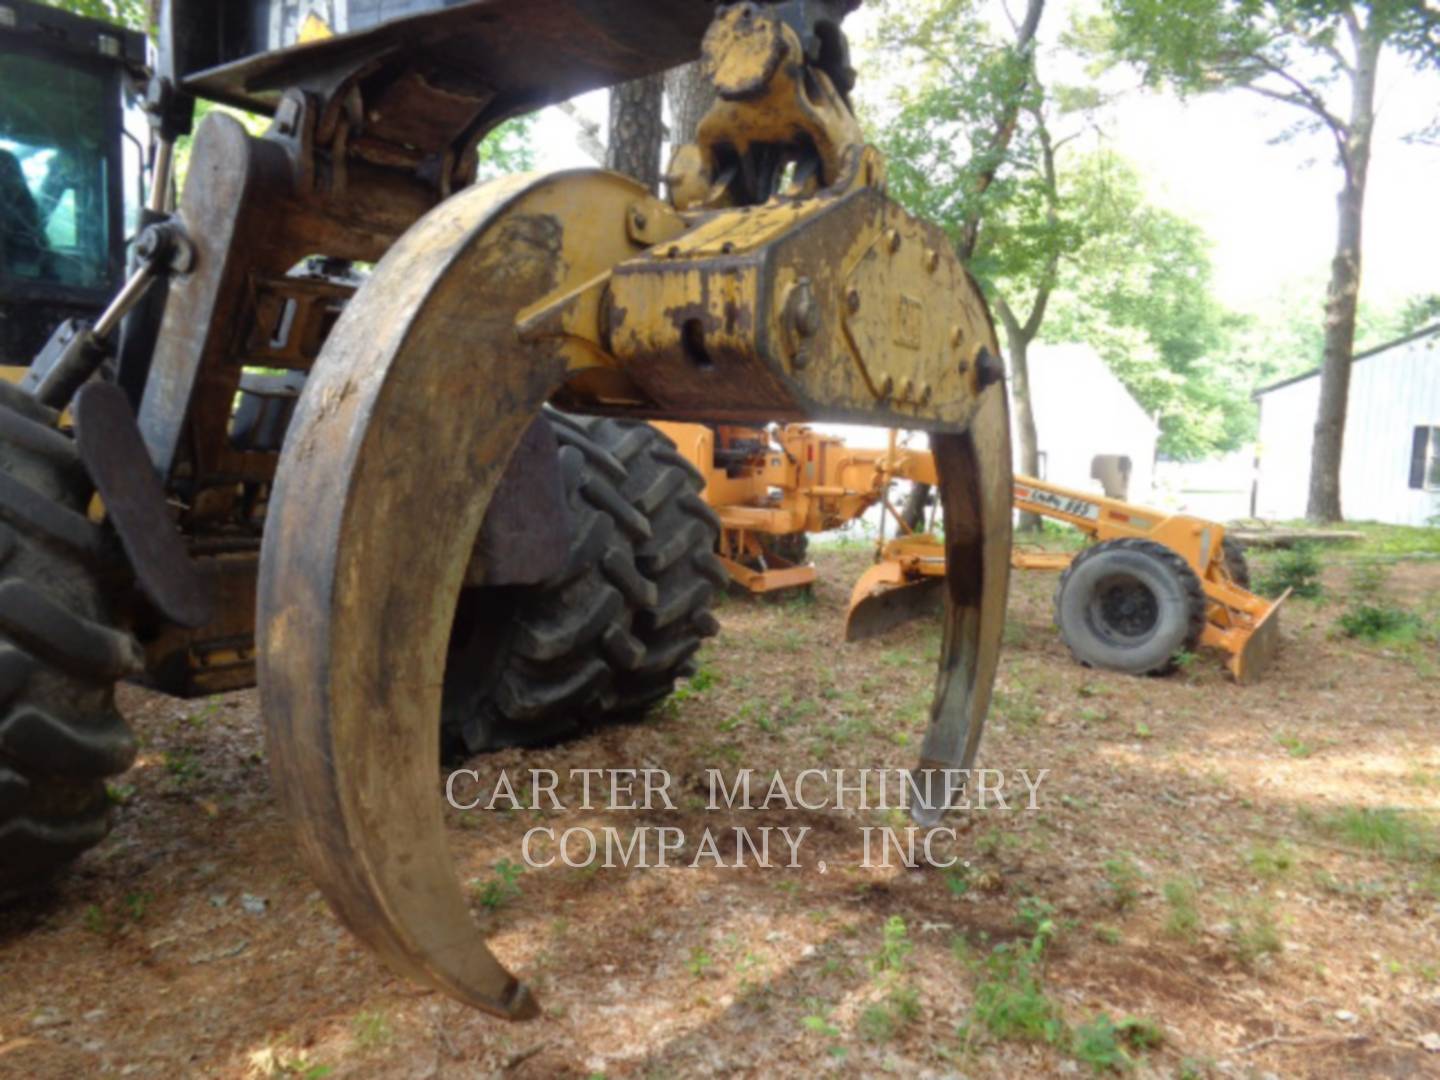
left=1102, top=855, right=1142, bottom=913
left=1162, top=877, right=1200, bottom=941
left=1073, top=1013, right=1164, bottom=1074
left=1336, top=603, right=1426, bottom=646
left=1275, top=733, right=1315, bottom=758
left=1227, top=900, right=1283, bottom=968
left=1318, top=806, right=1437, bottom=862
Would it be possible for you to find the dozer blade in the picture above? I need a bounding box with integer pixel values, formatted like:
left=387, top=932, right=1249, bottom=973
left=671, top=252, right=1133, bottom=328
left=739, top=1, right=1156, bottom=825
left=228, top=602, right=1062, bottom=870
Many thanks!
left=257, top=171, right=670, bottom=1020
left=1230, top=588, right=1290, bottom=685
left=844, top=562, right=944, bottom=642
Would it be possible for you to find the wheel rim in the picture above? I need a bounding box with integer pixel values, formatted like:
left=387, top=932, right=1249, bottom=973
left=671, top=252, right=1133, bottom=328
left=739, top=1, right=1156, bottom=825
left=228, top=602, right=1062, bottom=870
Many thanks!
left=1089, top=573, right=1159, bottom=641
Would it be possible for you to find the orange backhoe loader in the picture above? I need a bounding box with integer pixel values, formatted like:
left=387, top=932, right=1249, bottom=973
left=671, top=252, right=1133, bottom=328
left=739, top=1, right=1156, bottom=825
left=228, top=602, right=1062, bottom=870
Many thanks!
left=661, top=421, right=1286, bottom=683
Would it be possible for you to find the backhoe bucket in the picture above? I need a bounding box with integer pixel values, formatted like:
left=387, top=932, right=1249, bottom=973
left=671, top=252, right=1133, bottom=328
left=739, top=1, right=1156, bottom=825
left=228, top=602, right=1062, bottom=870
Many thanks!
left=844, top=562, right=944, bottom=641
left=1229, top=588, right=1289, bottom=685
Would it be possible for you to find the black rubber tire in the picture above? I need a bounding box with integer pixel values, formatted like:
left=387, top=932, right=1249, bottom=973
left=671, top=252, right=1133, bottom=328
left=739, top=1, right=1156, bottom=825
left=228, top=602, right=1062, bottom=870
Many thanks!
left=1221, top=535, right=1251, bottom=589
left=1053, top=537, right=1207, bottom=676
left=0, top=382, right=139, bottom=899
left=606, top=421, right=726, bottom=714
left=758, top=531, right=809, bottom=568
left=441, top=414, right=722, bottom=756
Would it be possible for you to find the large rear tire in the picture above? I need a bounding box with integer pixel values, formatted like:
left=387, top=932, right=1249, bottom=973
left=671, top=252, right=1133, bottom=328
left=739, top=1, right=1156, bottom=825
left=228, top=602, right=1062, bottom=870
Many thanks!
left=1053, top=537, right=1206, bottom=676
left=0, top=384, right=139, bottom=899
left=441, top=414, right=722, bottom=756
left=1221, top=535, right=1251, bottom=589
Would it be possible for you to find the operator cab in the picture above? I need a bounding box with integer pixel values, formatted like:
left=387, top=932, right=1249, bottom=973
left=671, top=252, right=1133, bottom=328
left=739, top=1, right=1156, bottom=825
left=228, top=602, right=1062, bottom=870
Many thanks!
left=0, top=0, right=145, bottom=362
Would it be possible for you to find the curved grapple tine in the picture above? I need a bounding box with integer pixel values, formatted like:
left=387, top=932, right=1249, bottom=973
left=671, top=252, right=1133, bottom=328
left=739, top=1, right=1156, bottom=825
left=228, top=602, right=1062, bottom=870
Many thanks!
left=257, top=171, right=657, bottom=1019
left=911, top=386, right=1012, bottom=827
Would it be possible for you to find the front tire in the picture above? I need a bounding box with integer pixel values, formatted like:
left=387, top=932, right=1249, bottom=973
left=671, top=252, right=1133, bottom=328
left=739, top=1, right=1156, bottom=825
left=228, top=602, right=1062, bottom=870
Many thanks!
left=0, top=384, right=140, bottom=898
left=441, top=414, right=722, bottom=756
left=1053, top=537, right=1206, bottom=676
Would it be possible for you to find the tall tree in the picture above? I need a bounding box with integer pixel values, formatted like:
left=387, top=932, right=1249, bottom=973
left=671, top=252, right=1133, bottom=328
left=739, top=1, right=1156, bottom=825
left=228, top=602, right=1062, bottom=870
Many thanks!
left=873, top=0, right=1050, bottom=525
left=665, top=62, right=717, bottom=150
left=1100, top=0, right=1440, bottom=521
left=606, top=74, right=666, bottom=194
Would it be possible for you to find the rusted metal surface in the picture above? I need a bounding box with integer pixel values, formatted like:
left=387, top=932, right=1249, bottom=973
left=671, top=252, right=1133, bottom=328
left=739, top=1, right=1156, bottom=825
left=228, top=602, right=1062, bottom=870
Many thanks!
left=72, top=382, right=214, bottom=630
left=258, top=171, right=671, bottom=1019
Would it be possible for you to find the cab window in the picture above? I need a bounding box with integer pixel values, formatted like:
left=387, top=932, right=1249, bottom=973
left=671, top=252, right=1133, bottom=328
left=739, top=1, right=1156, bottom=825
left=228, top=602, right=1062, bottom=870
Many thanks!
left=0, top=52, right=110, bottom=290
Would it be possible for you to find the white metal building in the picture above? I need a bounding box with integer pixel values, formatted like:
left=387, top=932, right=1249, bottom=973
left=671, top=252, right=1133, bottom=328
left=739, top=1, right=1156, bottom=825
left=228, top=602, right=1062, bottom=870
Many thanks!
left=1253, top=324, right=1440, bottom=526
left=1021, top=343, right=1159, bottom=502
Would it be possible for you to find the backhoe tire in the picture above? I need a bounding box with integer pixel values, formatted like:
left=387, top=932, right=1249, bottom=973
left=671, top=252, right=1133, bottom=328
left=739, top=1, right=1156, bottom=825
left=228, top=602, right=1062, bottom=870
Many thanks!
left=1221, top=535, right=1251, bottom=589
left=0, top=383, right=139, bottom=899
left=441, top=414, right=722, bottom=756
left=1053, top=538, right=1206, bottom=677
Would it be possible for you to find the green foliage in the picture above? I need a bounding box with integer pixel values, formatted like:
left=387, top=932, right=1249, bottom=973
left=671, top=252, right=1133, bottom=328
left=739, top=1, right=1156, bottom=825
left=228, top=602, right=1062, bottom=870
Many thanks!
left=471, top=859, right=525, bottom=909
left=35, top=0, right=148, bottom=30
left=1319, top=806, right=1437, bottom=862
left=476, top=116, right=537, bottom=180
left=868, top=1, right=1248, bottom=459
left=1337, top=603, right=1425, bottom=645
left=1041, top=154, right=1253, bottom=457
left=1102, top=855, right=1142, bottom=912
left=1255, top=544, right=1323, bottom=599
left=1162, top=877, right=1201, bottom=940
left=968, top=932, right=1065, bottom=1046
left=1072, top=1014, right=1133, bottom=1074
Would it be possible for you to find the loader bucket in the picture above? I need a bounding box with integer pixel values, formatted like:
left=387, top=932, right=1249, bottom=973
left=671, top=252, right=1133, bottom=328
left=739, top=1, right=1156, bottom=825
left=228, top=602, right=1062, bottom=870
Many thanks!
left=845, top=561, right=945, bottom=641
left=1229, top=588, right=1290, bottom=685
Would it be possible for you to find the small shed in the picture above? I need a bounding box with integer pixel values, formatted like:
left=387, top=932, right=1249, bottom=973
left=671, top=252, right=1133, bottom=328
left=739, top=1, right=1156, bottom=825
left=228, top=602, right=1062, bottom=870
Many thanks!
left=1253, top=324, right=1440, bottom=526
left=1020, top=343, right=1159, bottom=502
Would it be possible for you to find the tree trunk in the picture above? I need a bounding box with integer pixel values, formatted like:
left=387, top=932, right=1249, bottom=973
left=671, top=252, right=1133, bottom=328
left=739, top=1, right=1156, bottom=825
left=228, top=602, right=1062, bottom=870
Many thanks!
left=1305, top=27, right=1381, bottom=523
left=606, top=74, right=666, bottom=194
left=665, top=62, right=716, bottom=150
left=996, top=298, right=1042, bottom=533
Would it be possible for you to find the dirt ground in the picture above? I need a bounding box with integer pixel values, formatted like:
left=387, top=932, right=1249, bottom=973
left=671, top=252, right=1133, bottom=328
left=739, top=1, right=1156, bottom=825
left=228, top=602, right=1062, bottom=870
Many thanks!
left=2, top=545, right=1438, bottom=1079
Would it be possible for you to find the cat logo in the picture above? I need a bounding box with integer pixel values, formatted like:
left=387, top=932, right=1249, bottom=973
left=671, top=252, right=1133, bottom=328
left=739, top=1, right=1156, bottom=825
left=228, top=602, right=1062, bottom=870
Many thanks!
left=299, top=12, right=334, bottom=43
left=893, top=294, right=922, bottom=349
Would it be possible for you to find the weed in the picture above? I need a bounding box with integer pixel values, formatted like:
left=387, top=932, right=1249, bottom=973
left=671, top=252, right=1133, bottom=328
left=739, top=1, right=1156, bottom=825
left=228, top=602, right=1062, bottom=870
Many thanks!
left=1072, top=1014, right=1132, bottom=1074
left=1275, top=732, right=1314, bottom=758
left=1246, top=843, right=1295, bottom=880
left=1228, top=901, right=1282, bottom=968
left=994, top=685, right=1043, bottom=728
left=1102, top=856, right=1141, bottom=912
left=471, top=859, right=524, bottom=909
left=1015, top=896, right=1057, bottom=940
left=686, top=947, right=713, bottom=977
left=1337, top=603, right=1425, bottom=645
left=1162, top=878, right=1200, bottom=941
left=1094, top=924, right=1121, bottom=945
left=1173, top=649, right=1198, bottom=671
left=351, top=1010, right=393, bottom=1050
left=870, top=915, right=912, bottom=975
left=163, top=748, right=202, bottom=781
left=859, top=985, right=920, bottom=1042
left=943, top=864, right=973, bottom=897
left=1319, top=806, right=1436, bottom=861
left=1255, top=544, right=1322, bottom=599
left=801, top=1000, right=846, bottom=1057
left=106, top=783, right=137, bottom=805
left=966, top=933, right=1065, bottom=1046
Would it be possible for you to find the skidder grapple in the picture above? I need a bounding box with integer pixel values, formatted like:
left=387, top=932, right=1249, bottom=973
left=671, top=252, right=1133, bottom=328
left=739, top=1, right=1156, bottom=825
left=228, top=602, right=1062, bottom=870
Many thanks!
left=0, top=0, right=1011, bottom=1018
